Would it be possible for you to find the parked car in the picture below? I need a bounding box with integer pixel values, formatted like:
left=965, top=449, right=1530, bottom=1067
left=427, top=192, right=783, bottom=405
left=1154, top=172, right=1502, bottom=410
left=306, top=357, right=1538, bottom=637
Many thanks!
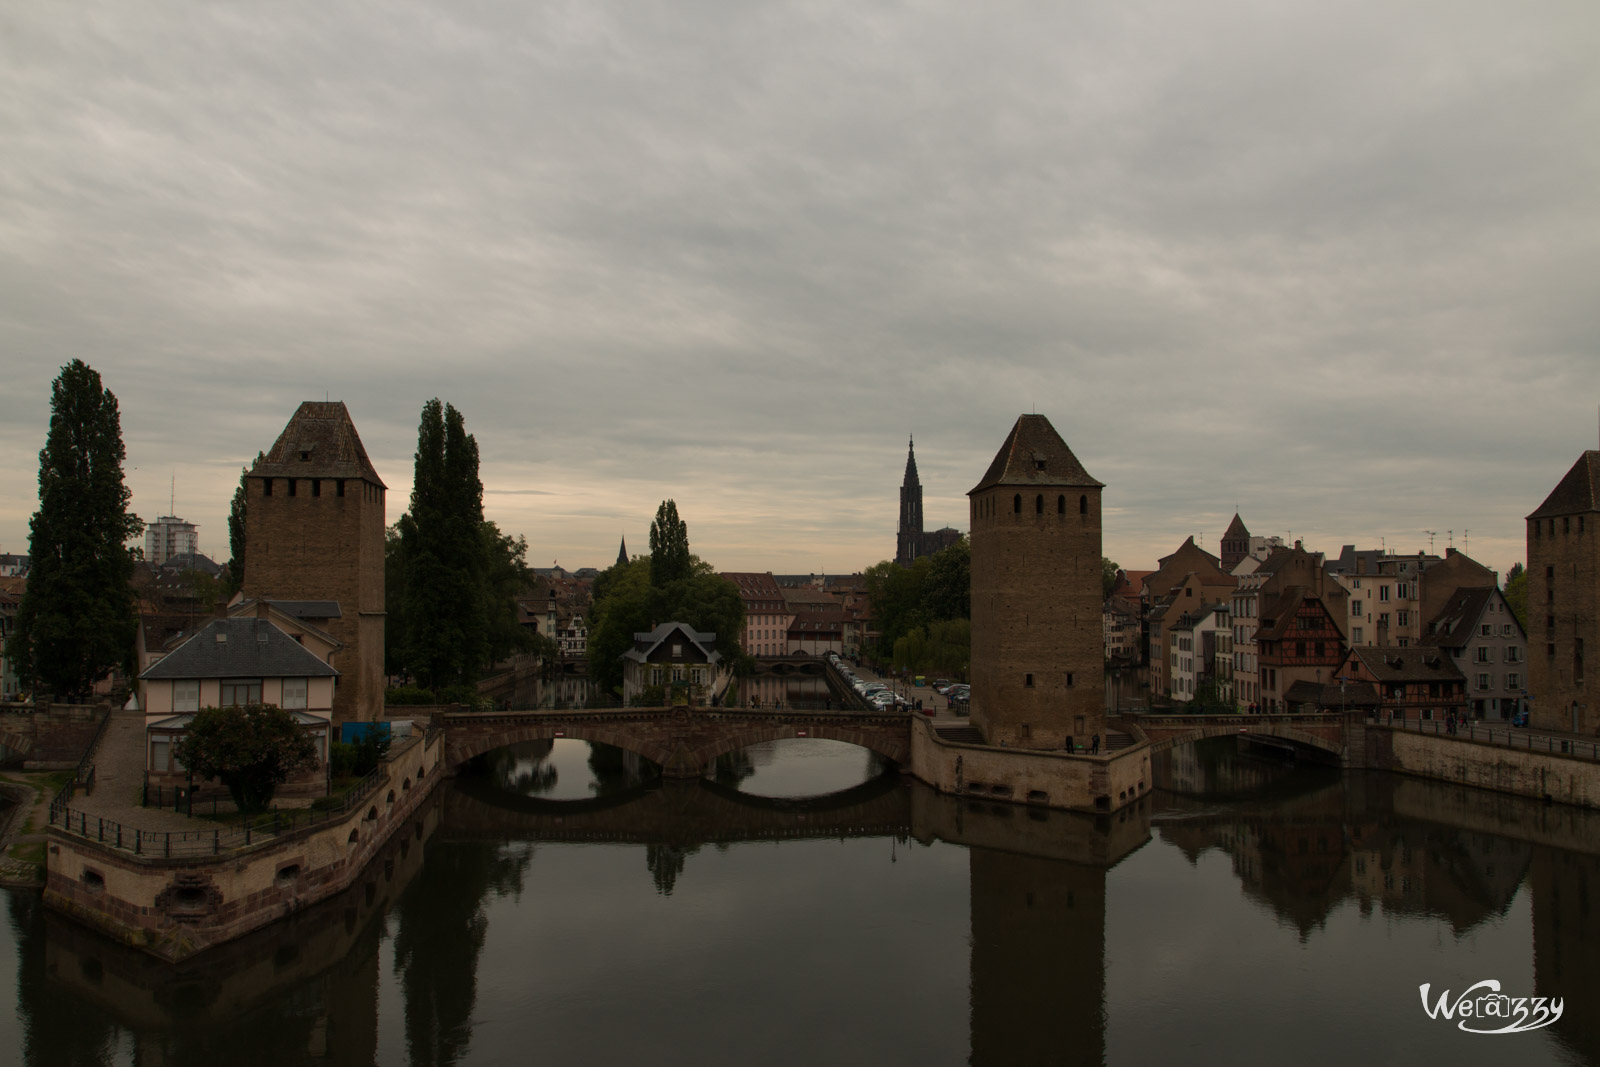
left=931, top=679, right=953, bottom=694
left=1512, top=710, right=1529, bottom=727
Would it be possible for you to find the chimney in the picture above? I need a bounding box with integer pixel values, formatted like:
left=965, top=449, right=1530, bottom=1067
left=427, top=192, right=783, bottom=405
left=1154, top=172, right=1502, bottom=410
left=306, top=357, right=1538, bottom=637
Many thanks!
left=1446, top=547, right=1457, bottom=557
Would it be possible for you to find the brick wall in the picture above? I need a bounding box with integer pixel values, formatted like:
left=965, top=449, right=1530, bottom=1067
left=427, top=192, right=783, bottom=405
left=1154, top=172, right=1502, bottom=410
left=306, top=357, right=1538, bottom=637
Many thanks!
left=1528, top=510, right=1599, bottom=733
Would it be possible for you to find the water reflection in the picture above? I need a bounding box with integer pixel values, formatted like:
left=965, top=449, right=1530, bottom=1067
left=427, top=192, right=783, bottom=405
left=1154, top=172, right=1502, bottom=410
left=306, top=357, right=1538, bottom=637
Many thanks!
left=9, top=741, right=1600, bottom=1065
left=475, top=739, right=660, bottom=801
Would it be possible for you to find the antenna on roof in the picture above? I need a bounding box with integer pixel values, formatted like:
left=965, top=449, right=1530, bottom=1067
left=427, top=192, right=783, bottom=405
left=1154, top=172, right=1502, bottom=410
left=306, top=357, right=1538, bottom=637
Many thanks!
left=1462, top=529, right=1469, bottom=555
left=1424, top=530, right=1435, bottom=553
left=1448, top=529, right=1454, bottom=549
left=170, top=472, right=175, bottom=515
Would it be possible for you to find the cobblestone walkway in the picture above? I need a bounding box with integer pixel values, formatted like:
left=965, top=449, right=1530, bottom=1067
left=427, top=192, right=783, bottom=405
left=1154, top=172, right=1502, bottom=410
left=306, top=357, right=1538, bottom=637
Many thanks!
left=65, top=709, right=219, bottom=834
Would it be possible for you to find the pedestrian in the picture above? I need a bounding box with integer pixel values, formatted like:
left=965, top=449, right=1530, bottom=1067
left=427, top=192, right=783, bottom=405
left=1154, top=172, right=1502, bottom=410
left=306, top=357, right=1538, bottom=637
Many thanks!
left=1091, top=734, right=1101, bottom=755
left=1066, top=736, right=1075, bottom=753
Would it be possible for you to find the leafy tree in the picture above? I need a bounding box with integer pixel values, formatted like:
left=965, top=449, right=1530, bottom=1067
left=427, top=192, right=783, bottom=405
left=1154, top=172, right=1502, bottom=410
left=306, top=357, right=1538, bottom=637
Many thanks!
left=173, top=703, right=318, bottom=813
left=400, top=400, right=488, bottom=689
left=13, top=360, right=143, bottom=700
left=224, top=464, right=250, bottom=596
left=648, top=499, right=692, bottom=588
left=384, top=519, right=411, bottom=675
left=864, top=557, right=931, bottom=657
left=482, top=521, right=536, bottom=665
left=922, top=536, right=970, bottom=620
left=1102, top=557, right=1122, bottom=600
left=1504, top=562, right=1527, bottom=630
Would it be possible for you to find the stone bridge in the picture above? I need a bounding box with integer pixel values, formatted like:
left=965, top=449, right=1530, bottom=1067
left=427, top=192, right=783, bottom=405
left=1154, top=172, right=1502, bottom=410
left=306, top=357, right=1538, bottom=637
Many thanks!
left=0, top=703, right=109, bottom=768
left=1113, top=712, right=1359, bottom=764
left=440, top=705, right=911, bottom=778
left=440, top=774, right=913, bottom=847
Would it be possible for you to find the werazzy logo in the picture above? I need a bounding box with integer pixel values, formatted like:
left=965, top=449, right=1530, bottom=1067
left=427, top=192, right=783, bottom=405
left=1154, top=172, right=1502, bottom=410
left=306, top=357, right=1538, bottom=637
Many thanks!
left=1419, top=981, right=1563, bottom=1034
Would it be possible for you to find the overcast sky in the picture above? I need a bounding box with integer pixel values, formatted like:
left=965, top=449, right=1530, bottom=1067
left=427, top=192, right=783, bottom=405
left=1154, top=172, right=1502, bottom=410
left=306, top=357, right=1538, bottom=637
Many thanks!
left=3, top=2, right=1596, bottom=579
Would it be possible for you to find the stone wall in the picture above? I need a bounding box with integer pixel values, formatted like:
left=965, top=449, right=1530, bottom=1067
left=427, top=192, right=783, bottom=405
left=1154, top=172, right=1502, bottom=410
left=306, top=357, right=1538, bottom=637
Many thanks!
left=908, top=716, right=1150, bottom=813
left=1528, top=491, right=1599, bottom=733
left=44, top=728, right=444, bottom=960
left=1369, top=726, right=1600, bottom=808
left=0, top=702, right=107, bottom=769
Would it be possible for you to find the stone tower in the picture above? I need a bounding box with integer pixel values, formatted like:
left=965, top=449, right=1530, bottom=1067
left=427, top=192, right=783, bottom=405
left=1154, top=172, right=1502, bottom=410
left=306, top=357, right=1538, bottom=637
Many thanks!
left=244, top=402, right=387, bottom=724
left=1527, top=450, right=1600, bottom=733
left=896, top=436, right=925, bottom=567
left=1220, top=512, right=1250, bottom=573
left=968, top=414, right=1105, bottom=748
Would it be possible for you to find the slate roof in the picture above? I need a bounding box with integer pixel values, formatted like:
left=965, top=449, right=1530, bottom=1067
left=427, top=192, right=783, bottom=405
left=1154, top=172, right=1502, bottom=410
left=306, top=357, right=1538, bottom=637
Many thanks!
left=1347, top=647, right=1463, bottom=684
left=621, top=622, right=721, bottom=665
left=1528, top=451, right=1600, bottom=519
left=1222, top=513, right=1250, bottom=540
left=970, top=414, right=1102, bottom=493
left=249, top=402, right=386, bottom=487
left=263, top=599, right=342, bottom=619
left=1419, top=587, right=1498, bottom=649
left=141, top=618, right=339, bottom=680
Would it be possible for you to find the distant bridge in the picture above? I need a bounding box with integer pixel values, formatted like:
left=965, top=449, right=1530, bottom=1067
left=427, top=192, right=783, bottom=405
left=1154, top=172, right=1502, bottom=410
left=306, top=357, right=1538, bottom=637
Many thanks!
left=441, top=705, right=910, bottom=778
left=1112, top=712, right=1357, bottom=764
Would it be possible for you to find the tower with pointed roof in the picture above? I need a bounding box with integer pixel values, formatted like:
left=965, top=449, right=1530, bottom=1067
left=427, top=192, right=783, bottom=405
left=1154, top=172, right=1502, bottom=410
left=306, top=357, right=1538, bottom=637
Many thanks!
left=968, top=414, right=1105, bottom=748
left=1220, top=513, right=1250, bottom=573
left=617, top=536, right=628, bottom=567
left=244, top=402, right=387, bottom=723
left=896, top=437, right=925, bottom=567
left=1527, top=449, right=1600, bottom=732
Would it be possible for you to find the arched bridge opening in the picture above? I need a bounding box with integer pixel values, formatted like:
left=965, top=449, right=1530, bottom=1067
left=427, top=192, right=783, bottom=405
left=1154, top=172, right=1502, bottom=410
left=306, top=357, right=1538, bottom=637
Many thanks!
left=1141, top=723, right=1344, bottom=766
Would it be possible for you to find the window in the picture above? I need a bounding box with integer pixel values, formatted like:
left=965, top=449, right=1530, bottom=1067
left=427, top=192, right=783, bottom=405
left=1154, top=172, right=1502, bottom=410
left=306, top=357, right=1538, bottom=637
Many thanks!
left=173, top=679, right=200, bottom=713
left=1397, top=611, right=1409, bottom=627
left=336, top=479, right=345, bottom=497
left=1013, top=494, right=1021, bottom=513
left=1476, top=673, right=1491, bottom=691
left=262, top=478, right=273, bottom=497
left=1035, top=494, right=1043, bottom=515
left=281, top=677, right=308, bottom=710
left=1079, top=495, right=1088, bottom=515
left=1379, top=586, right=1391, bottom=602
left=1057, top=495, right=1065, bottom=515
left=1547, top=565, right=1555, bottom=579
left=311, top=479, right=321, bottom=497
left=1065, top=672, right=1074, bottom=687
left=1352, top=627, right=1363, bottom=644
left=1480, top=623, right=1492, bottom=637
left=1506, top=673, right=1520, bottom=690
left=1475, top=647, right=1491, bottom=664
left=1352, top=601, right=1363, bottom=616
left=221, top=679, right=262, bottom=706
left=1396, top=582, right=1410, bottom=599
left=672, top=643, right=683, bottom=658
left=1505, top=647, right=1521, bottom=664
left=287, top=479, right=296, bottom=497
left=1024, top=673, right=1034, bottom=688
left=1379, top=612, right=1389, bottom=628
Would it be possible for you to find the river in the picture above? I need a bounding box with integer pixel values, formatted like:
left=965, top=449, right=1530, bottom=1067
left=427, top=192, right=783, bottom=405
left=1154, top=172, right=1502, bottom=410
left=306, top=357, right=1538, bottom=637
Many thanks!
left=1, top=737, right=1595, bottom=1065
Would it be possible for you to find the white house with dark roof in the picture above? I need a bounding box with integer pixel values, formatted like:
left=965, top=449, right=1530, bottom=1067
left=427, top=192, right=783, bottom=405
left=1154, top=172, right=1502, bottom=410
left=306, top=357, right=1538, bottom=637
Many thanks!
left=139, top=616, right=339, bottom=787
left=621, top=622, right=721, bottom=703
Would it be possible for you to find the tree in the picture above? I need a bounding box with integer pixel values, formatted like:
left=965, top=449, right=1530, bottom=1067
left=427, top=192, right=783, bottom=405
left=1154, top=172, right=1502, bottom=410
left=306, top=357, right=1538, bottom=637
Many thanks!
left=12, top=360, right=143, bottom=700
left=173, top=703, right=318, bottom=813
left=648, top=499, right=692, bottom=588
left=922, top=536, right=970, bottom=621
left=482, top=521, right=536, bottom=664
left=1504, top=562, right=1527, bottom=630
left=224, top=464, right=250, bottom=595
left=400, top=400, right=488, bottom=689
left=1102, top=557, right=1121, bottom=601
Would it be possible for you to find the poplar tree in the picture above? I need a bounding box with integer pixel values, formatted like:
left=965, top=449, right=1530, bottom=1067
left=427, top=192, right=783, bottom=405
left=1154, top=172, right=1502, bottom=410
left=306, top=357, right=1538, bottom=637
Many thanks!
left=13, top=360, right=143, bottom=699
left=224, top=463, right=249, bottom=595
left=649, top=499, right=692, bottom=588
left=399, top=399, right=488, bottom=688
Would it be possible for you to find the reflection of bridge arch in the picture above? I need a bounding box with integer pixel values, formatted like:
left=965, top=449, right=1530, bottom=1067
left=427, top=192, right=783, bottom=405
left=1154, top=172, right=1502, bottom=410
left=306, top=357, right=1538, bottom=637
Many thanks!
left=1146, top=724, right=1342, bottom=758
left=447, top=721, right=676, bottom=773
left=1121, top=714, right=1348, bottom=762
left=687, top=727, right=905, bottom=776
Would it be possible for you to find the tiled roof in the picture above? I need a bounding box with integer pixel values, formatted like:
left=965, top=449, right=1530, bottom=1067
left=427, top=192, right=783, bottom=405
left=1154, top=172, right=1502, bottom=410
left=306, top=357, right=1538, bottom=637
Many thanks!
left=141, top=618, right=339, bottom=680
left=1347, top=646, right=1464, bottom=683
left=264, top=599, right=342, bottom=619
left=1419, top=587, right=1497, bottom=648
left=250, top=402, right=386, bottom=487
left=1528, top=451, right=1600, bottom=519
left=970, top=414, right=1102, bottom=493
left=621, top=622, right=721, bottom=665
left=1222, top=513, right=1250, bottom=540
left=1285, top=680, right=1380, bottom=708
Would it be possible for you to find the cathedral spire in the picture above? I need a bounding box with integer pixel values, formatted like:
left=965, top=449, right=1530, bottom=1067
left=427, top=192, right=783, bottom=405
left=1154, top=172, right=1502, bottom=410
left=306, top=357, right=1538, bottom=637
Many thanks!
left=904, top=435, right=920, bottom=487
left=617, top=535, right=628, bottom=567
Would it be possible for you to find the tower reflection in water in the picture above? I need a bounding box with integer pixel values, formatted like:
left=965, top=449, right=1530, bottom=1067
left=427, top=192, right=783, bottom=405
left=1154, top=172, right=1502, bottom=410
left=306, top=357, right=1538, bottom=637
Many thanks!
left=17, top=737, right=1600, bottom=1065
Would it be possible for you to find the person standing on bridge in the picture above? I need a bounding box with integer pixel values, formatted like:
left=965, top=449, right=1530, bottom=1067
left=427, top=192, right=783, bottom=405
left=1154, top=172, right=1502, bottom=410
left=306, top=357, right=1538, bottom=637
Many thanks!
left=1091, top=734, right=1100, bottom=755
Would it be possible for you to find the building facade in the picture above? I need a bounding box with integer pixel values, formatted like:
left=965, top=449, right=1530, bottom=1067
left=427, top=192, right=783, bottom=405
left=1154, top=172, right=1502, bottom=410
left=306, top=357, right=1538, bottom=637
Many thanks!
left=144, top=515, right=199, bottom=567
left=242, top=402, right=386, bottom=724
left=968, top=414, right=1105, bottom=749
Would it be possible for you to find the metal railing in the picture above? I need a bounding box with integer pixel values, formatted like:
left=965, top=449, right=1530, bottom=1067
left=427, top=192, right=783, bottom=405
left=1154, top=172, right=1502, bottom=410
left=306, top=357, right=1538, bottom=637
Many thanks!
left=50, top=735, right=419, bottom=859
left=1375, top=715, right=1600, bottom=762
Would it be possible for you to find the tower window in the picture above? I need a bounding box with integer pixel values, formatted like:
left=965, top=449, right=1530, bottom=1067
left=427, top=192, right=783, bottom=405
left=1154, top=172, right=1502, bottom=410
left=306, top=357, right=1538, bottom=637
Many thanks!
left=1079, top=495, right=1088, bottom=515
left=336, top=479, right=345, bottom=497
left=1024, top=673, right=1034, bottom=688
left=287, top=479, right=296, bottom=497
left=262, top=478, right=273, bottom=497
left=1057, top=495, right=1065, bottom=515
left=1065, top=672, right=1074, bottom=687
left=1035, top=494, right=1043, bottom=515
left=1013, top=494, right=1021, bottom=514
left=312, top=479, right=321, bottom=497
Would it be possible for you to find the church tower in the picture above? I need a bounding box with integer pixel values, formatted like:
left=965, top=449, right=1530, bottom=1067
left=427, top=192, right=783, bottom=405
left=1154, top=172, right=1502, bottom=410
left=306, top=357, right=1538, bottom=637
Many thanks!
left=1220, top=512, right=1250, bottom=573
left=968, top=414, right=1105, bottom=749
left=617, top=536, right=629, bottom=567
left=897, top=437, right=925, bottom=566
left=244, top=402, right=387, bottom=724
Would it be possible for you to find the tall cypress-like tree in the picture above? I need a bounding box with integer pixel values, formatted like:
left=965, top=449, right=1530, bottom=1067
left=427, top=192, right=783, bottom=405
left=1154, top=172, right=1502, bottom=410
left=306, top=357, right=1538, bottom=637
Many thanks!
left=399, top=400, right=488, bottom=689
left=648, top=499, right=691, bottom=588
left=13, top=360, right=143, bottom=699
left=224, top=463, right=250, bottom=595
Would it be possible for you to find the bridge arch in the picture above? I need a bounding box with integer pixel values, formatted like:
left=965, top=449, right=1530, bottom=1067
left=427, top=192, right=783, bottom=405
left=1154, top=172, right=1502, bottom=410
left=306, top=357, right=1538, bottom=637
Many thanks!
left=445, top=722, right=677, bottom=772
left=1143, top=723, right=1343, bottom=759
left=684, top=725, right=908, bottom=772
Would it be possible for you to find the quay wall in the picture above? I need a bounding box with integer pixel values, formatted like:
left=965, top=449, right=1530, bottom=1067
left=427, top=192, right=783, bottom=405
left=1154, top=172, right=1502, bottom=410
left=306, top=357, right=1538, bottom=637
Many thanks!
left=907, top=715, right=1151, bottom=813
left=1368, top=726, right=1600, bottom=809
left=43, top=729, right=445, bottom=961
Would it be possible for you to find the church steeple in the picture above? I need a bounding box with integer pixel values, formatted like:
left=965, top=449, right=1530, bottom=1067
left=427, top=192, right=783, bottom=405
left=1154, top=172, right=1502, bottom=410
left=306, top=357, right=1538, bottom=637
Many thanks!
left=897, top=436, right=924, bottom=566
left=617, top=535, right=628, bottom=567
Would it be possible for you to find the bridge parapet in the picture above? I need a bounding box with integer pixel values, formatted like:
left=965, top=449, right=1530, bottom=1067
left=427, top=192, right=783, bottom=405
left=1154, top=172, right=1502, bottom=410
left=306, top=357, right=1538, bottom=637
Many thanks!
left=1117, top=712, right=1352, bottom=761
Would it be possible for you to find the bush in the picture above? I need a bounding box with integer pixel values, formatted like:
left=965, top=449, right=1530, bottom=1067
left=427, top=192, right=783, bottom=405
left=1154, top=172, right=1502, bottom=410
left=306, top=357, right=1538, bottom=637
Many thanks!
left=435, top=684, right=482, bottom=707
left=385, top=685, right=437, bottom=706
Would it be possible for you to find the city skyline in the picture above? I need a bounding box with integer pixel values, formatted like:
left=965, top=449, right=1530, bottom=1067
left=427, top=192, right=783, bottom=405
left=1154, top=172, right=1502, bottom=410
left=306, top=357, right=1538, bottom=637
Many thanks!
left=4, top=3, right=1597, bottom=577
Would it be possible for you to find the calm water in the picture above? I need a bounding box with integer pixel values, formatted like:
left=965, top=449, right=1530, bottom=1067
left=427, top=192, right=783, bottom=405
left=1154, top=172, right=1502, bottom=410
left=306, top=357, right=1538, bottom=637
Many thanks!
left=2, top=737, right=1597, bottom=1066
